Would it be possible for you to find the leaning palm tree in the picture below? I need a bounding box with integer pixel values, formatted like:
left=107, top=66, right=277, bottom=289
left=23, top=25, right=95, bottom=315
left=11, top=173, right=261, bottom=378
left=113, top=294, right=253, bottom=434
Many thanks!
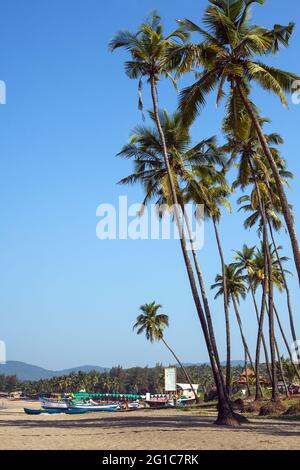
left=233, top=244, right=272, bottom=381
left=228, top=116, right=292, bottom=400
left=170, top=0, right=300, bottom=284
left=118, top=110, right=225, bottom=374
left=211, top=264, right=255, bottom=379
left=118, top=109, right=233, bottom=395
left=185, top=172, right=233, bottom=395
left=133, top=302, right=198, bottom=402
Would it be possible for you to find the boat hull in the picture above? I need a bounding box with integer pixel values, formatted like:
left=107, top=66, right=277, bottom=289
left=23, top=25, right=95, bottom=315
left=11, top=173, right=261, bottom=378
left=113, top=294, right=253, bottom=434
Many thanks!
left=24, top=408, right=87, bottom=415
left=69, top=404, right=120, bottom=412
left=39, top=398, right=69, bottom=409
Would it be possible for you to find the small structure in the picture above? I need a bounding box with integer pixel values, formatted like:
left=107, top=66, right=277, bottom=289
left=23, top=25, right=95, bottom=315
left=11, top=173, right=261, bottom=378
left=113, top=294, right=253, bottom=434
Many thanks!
left=176, top=383, right=199, bottom=399
left=238, top=369, right=256, bottom=386
left=8, top=391, right=22, bottom=400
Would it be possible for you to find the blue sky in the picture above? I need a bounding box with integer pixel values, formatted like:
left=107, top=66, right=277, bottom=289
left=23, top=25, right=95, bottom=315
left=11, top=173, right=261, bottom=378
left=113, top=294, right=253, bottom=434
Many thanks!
left=0, top=0, right=299, bottom=370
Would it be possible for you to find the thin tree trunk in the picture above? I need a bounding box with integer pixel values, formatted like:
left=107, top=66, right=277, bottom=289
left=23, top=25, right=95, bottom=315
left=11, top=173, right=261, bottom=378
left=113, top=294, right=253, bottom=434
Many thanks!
left=274, top=338, right=290, bottom=398
left=244, top=352, right=251, bottom=397
left=150, top=77, right=240, bottom=426
left=232, top=295, right=255, bottom=371
left=213, top=217, right=231, bottom=396
left=162, top=338, right=199, bottom=403
left=237, top=79, right=300, bottom=286
left=249, top=283, right=272, bottom=382
left=265, top=302, right=290, bottom=397
left=274, top=304, right=300, bottom=380
left=255, top=243, right=268, bottom=401
left=268, top=222, right=300, bottom=364
left=180, top=203, right=223, bottom=376
left=248, top=158, right=278, bottom=401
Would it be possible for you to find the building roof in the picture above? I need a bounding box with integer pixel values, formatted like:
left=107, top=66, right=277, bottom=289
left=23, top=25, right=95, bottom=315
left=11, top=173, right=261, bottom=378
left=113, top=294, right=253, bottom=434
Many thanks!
left=176, top=384, right=199, bottom=390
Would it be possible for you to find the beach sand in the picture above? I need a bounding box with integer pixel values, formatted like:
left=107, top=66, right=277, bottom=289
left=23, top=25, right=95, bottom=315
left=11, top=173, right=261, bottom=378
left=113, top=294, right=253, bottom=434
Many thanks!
left=0, top=399, right=300, bottom=450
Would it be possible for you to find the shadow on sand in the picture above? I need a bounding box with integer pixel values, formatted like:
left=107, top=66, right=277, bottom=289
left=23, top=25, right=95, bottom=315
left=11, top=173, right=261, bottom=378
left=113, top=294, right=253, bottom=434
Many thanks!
left=1, top=412, right=300, bottom=438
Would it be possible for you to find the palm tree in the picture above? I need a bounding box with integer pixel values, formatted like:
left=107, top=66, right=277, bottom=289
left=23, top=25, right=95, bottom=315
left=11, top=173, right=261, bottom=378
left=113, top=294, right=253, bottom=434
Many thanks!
left=211, top=264, right=255, bottom=380
left=133, top=302, right=198, bottom=402
left=228, top=116, right=293, bottom=401
left=185, top=172, right=233, bottom=395
left=170, top=0, right=300, bottom=284
left=110, top=29, right=239, bottom=420
left=233, top=244, right=272, bottom=381
left=118, top=109, right=233, bottom=395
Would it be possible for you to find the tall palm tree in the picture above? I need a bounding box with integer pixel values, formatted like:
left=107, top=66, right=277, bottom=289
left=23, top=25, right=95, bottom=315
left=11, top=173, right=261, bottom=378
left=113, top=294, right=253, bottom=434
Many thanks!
left=229, top=117, right=292, bottom=401
left=118, top=109, right=234, bottom=395
left=185, top=173, right=233, bottom=395
left=170, top=0, right=300, bottom=284
left=133, top=302, right=198, bottom=401
left=113, top=59, right=239, bottom=424
left=233, top=244, right=272, bottom=381
left=211, top=264, right=255, bottom=378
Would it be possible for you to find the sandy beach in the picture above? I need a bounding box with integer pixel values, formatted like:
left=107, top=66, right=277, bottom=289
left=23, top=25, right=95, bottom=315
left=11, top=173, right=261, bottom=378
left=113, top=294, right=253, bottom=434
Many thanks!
left=0, top=399, right=299, bottom=450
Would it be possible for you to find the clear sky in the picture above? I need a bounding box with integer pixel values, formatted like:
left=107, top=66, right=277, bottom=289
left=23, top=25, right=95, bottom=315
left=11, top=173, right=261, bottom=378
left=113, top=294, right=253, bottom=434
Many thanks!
left=0, top=0, right=299, bottom=371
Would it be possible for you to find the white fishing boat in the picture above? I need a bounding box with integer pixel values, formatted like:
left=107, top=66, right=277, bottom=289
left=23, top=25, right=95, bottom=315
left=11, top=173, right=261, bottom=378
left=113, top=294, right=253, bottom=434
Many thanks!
left=39, top=397, right=69, bottom=409
left=128, top=401, right=140, bottom=410
left=69, top=400, right=121, bottom=412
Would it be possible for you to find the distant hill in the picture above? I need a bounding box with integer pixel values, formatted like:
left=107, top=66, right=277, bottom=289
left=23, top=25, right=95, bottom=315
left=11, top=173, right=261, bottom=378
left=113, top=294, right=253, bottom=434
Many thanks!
left=0, top=361, right=109, bottom=381
left=0, top=360, right=245, bottom=382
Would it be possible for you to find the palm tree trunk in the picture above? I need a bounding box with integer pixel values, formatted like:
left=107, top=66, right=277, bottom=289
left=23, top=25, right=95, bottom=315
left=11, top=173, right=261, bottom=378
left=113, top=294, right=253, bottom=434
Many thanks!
left=268, top=222, right=300, bottom=364
left=274, top=338, right=290, bottom=398
left=236, top=79, right=300, bottom=286
left=161, top=338, right=199, bottom=403
left=244, top=352, right=251, bottom=397
left=180, top=203, right=223, bottom=377
left=248, top=158, right=278, bottom=401
left=274, top=304, right=300, bottom=380
left=249, top=282, right=272, bottom=382
left=213, top=217, right=231, bottom=396
left=255, top=247, right=268, bottom=401
left=150, top=76, right=240, bottom=426
left=232, top=295, right=255, bottom=371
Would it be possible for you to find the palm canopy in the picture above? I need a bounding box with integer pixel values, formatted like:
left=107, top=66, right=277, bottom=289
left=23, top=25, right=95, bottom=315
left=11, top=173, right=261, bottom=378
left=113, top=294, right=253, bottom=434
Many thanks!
left=133, top=302, right=169, bottom=343
left=211, top=263, right=248, bottom=305
left=223, top=115, right=294, bottom=232
left=233, top=244, right=256, bottom=276
left=117, top=109, right=227, bottom=212
left=109, top=11, right=188, bottom=101
left=168, top=0, right=299, bottom=124
left=248, top=243, right=291, bottom=292
left=224, top=115, right=291, bottom=190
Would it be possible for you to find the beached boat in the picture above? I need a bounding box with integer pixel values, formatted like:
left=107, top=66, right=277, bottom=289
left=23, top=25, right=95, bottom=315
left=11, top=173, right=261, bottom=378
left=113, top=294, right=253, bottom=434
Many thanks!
left=128, top=401, right=140, bottom=410
left=39, top=397, right=69, bottom=409
left=69, top=400, right=121, bottom=412
left=24, top=408, right=87, bottom=415
left=145, top=397, right=175, bottom=409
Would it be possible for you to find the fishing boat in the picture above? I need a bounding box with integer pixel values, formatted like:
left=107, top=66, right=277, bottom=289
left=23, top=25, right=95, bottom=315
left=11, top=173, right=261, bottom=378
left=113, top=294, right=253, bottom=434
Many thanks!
left=145, top=397, right=175, bottom=409
left=177, top=396, right=196, bottom=406
left=24, top=408, right=87, bottom=415
left=39, top=397, right=69, bottom=409
left=128, top=401, right=140, bottom=410
left=69, top=400, right=120, bottom=412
